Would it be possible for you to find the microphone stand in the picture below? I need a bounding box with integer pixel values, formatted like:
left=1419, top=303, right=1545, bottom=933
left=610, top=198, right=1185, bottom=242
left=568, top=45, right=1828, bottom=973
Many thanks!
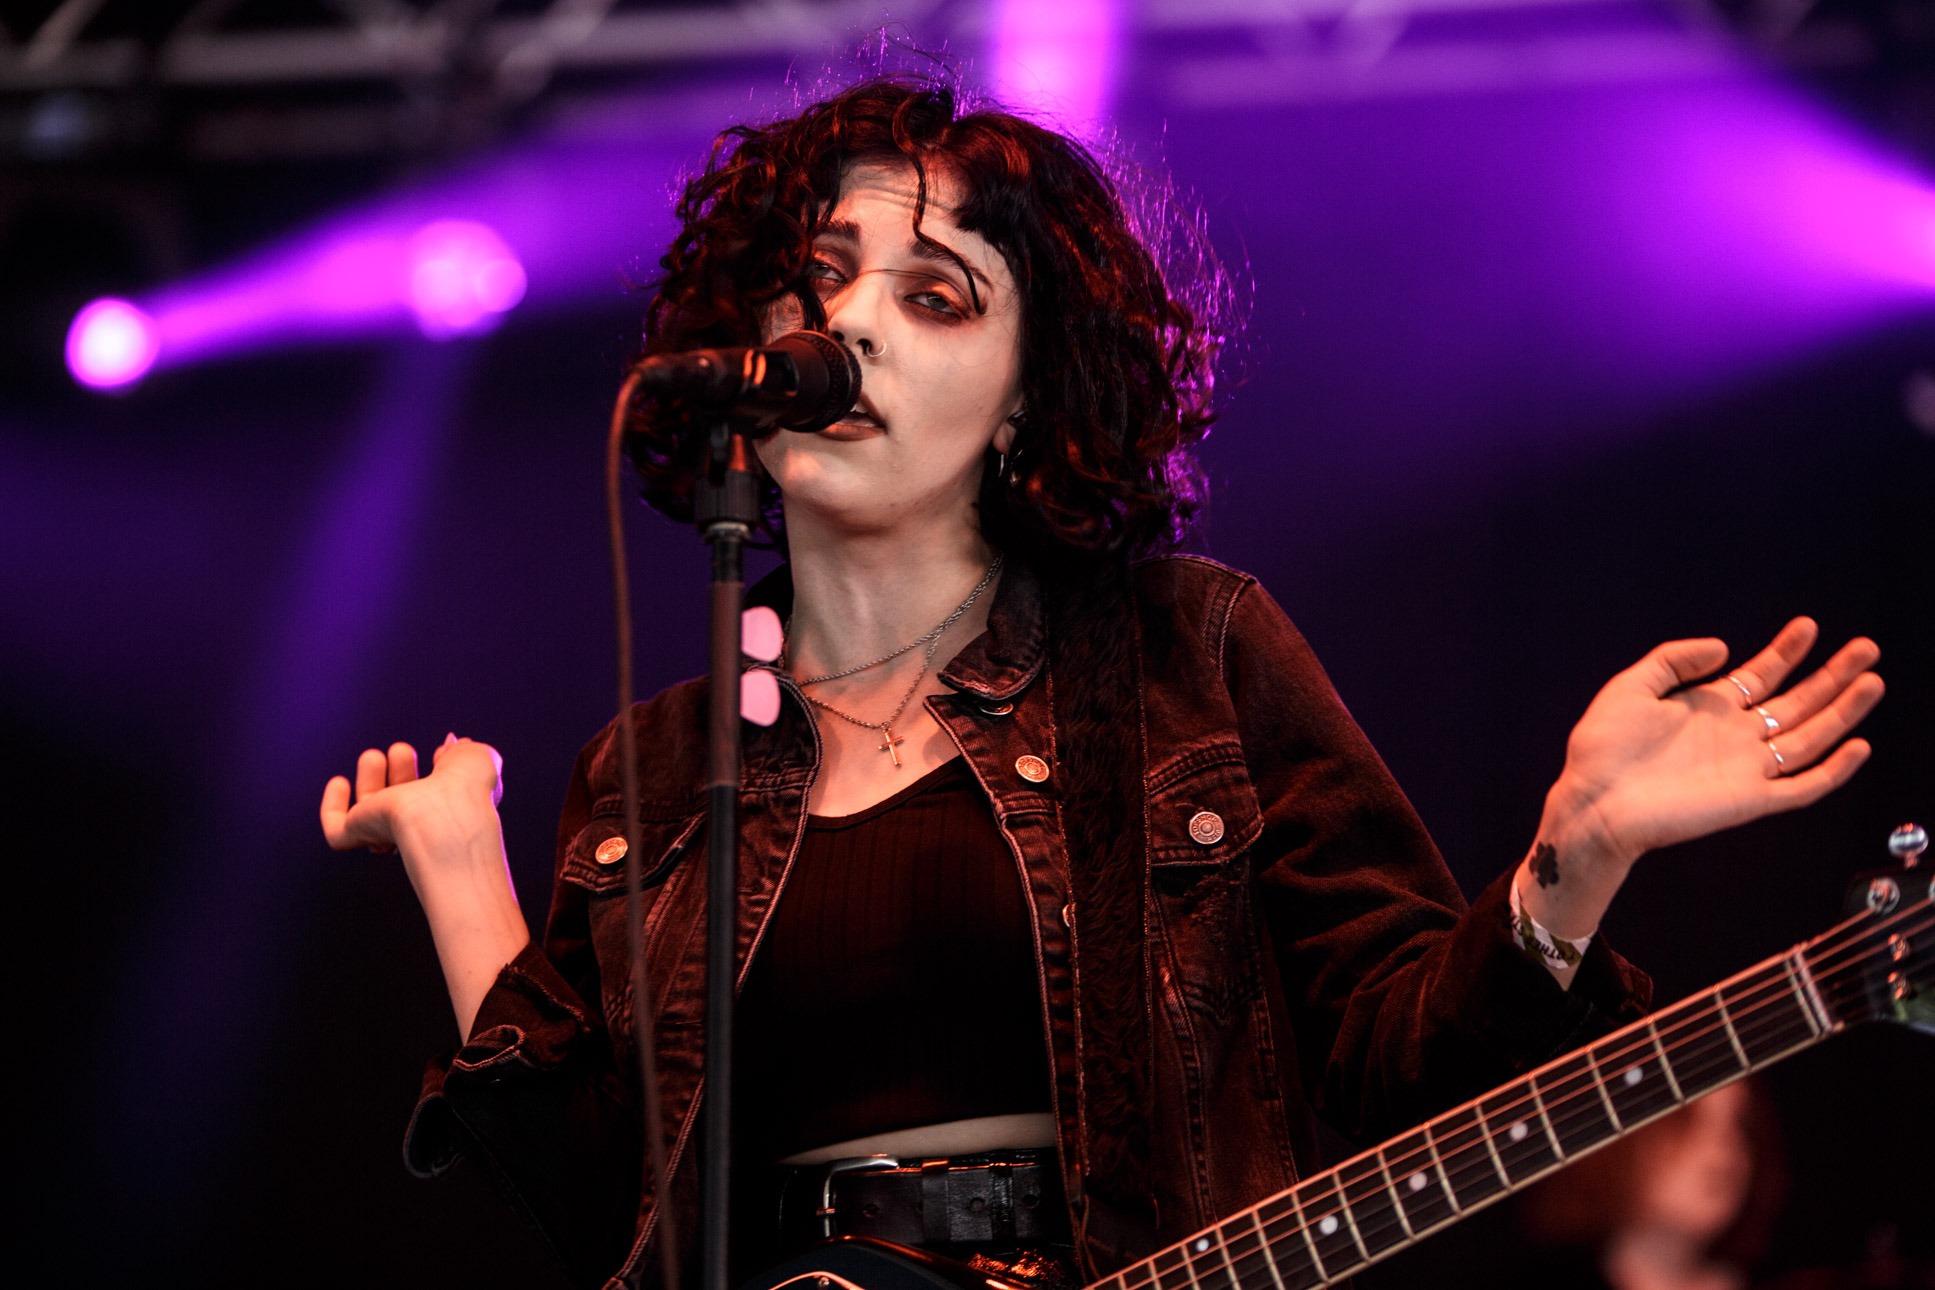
left=693, top=414, right=758, bottom=1290
left=610, top=334, right=853, bottom=1290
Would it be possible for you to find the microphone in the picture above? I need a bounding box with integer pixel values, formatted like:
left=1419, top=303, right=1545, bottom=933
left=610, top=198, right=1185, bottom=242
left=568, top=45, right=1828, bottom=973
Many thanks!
left=629, top=330, right=861, bottom=433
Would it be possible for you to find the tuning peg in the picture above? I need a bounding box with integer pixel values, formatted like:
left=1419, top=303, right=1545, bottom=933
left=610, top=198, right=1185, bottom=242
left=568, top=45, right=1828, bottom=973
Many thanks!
left=1888, top=823, right=1927, bottom=868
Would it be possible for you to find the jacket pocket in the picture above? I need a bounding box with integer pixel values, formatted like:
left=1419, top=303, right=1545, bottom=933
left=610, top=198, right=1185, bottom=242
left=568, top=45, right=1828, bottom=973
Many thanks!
left=1147, top=739, right=1264, bottom=876
left=1146, top=741, right=1266, bottom=1026
left=559, top=806, right=704, bottom=897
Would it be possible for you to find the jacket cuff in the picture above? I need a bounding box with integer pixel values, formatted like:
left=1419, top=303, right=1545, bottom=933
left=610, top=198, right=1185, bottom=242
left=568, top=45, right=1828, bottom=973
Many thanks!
left=1446, top=867, right=1652, bottom=1076
left=401, top=941, right=595, bottom=1179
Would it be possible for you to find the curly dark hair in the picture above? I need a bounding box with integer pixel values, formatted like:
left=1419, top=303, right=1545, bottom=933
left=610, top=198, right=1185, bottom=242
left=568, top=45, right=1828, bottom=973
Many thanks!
left=626, top=75, right=1234, bottom=562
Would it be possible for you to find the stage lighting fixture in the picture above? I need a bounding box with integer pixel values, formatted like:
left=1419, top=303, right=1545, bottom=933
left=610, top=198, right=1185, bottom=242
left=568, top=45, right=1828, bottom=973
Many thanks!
left=406, top=220, right=528, bottom=339
left=65, top=298, right=160, bottom=390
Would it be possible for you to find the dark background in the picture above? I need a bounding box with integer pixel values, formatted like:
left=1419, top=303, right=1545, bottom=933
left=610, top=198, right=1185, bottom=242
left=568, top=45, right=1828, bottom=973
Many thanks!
left=3, top=1, right=1932, bottom=1284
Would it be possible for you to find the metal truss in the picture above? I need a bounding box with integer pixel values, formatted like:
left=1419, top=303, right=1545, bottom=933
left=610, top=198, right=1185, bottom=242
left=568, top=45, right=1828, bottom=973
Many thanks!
left=0, top=1, right=949, bottom=91
left=0, top=0, right=1914, bottom=158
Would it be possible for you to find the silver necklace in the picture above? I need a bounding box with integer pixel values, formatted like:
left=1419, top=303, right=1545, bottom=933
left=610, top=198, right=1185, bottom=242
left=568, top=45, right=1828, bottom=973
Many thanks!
left=789, top=553, right=1004, bottom=687
left=788, top=553, right=1003, bottom=765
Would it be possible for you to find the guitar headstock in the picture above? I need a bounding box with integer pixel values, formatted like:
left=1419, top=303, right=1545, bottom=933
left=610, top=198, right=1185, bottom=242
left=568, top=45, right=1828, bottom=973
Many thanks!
left=1833, top=823, right=1935, bottom=1035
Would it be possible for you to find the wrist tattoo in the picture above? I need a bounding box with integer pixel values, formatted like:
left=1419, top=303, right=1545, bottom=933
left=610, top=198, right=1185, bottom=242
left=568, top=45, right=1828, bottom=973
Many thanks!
left=1530, top=841, right=1560, bottom=888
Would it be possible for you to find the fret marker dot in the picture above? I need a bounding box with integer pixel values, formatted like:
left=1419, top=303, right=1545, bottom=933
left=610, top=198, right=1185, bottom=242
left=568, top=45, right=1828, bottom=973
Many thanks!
left=1318, top=1216, right=1339, bottom=1237
left=1508, top=1121, right=1529, bottom=1143
left=1624, top=1066, right=1644, bottom=1087
left=1407, top=1171, right=1427, bottom=1193
left=1194, top=1239, right=1210, bottom=1253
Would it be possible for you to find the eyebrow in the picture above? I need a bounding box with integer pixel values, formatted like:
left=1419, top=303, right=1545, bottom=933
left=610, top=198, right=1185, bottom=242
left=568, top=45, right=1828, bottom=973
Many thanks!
left=818, top=219, right=995, bottom=292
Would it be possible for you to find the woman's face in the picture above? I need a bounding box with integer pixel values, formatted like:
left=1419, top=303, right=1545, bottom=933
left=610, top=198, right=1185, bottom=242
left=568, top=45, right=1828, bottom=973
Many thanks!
left=755, top=159, right=1024, bottom=538
left=1632, top=1081, right=1755, bottom=1242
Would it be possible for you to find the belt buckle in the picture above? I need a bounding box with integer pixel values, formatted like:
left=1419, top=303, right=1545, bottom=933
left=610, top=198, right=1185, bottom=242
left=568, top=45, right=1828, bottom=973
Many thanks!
left=813, top=1155, right=902, bottom=1240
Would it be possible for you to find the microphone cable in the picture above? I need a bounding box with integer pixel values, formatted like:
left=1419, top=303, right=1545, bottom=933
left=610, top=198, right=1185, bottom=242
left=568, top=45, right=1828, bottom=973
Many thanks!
left=606, top=366, right=683, bottom=1290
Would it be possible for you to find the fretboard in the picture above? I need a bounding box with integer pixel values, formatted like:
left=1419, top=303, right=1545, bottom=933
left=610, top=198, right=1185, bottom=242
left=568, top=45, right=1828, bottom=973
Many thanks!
left=1091, top=896, right=1928, bottom=1290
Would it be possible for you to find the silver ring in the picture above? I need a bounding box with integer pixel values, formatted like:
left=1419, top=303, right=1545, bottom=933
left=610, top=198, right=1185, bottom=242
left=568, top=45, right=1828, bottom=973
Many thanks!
left=1756, top=705, right=1780, bottom=736
left=1767, top=738, right=1787, bottom=775
left=1725, top=673, right=1755, bottom=705
left=859, top=338, right=886, bottom=360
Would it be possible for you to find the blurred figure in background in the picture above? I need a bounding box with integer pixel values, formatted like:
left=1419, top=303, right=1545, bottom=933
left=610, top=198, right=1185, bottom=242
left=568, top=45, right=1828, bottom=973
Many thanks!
left=1521, top=1080, right=1785, bottom=1290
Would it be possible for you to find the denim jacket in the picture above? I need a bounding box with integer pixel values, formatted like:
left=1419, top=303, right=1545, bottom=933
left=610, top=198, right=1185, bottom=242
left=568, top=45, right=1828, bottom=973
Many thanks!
left=403, top=555, right=1650, bottom=1289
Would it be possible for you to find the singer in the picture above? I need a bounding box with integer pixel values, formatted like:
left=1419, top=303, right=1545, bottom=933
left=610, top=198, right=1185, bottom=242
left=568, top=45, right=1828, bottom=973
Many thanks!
left=319, top=78, right=1883, bottom=1290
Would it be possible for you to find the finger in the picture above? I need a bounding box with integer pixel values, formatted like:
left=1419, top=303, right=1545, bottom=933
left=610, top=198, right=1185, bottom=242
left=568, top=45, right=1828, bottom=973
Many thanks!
left=1763, top=672, right=1886, bottom=773
left=1759, top=637, right=1881, bottom=732
left=388, top=741, right=420, bottom=785
left=445, top=735, right=505, bottom=803
left=354, top=747, right=389, bottom=802
left=1718, top=617, right=1818, bottom=708
left=320, top=774, right=354, bottom=848
left=1761, top=738, right=1872, bottom=813
left=1634, top=637, right=1729, bottom=697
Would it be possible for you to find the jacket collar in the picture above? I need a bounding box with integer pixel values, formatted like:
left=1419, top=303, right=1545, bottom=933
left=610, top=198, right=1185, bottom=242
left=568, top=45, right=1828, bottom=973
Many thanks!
left=744, top=555, right=1046, bottom=703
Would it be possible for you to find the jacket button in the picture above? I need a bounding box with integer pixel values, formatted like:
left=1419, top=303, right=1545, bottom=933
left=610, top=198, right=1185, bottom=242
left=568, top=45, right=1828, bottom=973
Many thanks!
left=1187, top=811, right=1225, bottom=846
left=980, top=701, right=1014, bottom=717
left=1015, top=755, right=1050, bottom=783
left=595, top=836, right=628, bottom=866
left=1061, top=903, right=1074, bottom=929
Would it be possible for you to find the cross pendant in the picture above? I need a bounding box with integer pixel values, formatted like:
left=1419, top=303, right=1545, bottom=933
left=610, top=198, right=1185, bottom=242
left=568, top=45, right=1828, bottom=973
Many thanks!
left=878, top=729, right=905, bottom=766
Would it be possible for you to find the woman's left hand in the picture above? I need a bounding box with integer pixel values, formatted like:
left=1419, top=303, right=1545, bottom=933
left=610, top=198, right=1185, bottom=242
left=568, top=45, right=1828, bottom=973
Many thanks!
left=1523, top=617, right=1883, bottom=942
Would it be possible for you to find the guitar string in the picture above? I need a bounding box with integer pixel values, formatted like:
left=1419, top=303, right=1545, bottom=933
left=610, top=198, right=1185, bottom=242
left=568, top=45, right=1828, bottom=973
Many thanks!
left=1288, top=902, right=1935, bottom=1277
left=1128, top=925, right=1915, bottom=1290
left=1148, top=986, right=1871, bottom=1290
left=1233, top=903, right=1935, bottom=1285
left=1124, top=903, right=1933, bottom=1290
left=1127, top=1043, right=1749, bottom=1288
left=1119, top=902, right=1934, bottom=1290
left=1112, top=901, right=1933, bottom=1290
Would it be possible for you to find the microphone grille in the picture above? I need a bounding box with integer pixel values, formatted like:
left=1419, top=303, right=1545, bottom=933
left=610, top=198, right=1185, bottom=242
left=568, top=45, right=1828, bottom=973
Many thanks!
left=772, top=330, right=860, bottom=432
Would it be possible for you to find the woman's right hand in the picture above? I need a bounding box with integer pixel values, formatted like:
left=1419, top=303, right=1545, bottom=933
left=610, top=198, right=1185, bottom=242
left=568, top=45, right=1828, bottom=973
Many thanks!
left=321, top=735, right=529, bottom=1038
left=321, top=735, right=503, bottom=865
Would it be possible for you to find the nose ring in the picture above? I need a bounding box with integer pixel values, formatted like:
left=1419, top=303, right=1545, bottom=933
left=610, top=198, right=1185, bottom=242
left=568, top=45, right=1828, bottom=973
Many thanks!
left=858, top=338, right=886, bottom=360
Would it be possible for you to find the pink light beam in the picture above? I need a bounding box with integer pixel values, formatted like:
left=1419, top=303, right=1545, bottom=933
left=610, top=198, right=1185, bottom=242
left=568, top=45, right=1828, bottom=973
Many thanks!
left=65, top=218, right=527, bottom=390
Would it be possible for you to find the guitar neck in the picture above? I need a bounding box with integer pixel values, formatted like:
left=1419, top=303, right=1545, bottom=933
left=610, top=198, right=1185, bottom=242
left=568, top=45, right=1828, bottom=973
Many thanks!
left=1093, top=900, right=1922, bottom=1290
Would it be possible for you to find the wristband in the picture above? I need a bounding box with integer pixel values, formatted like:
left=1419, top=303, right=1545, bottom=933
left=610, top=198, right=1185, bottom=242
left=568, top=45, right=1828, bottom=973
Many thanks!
left=1509, top=869, right=1593, bottom=969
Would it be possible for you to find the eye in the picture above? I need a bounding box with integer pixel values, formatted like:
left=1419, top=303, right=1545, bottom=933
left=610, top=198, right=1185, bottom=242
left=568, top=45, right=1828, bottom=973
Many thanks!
left=907, top=286, right=963, bottom=318
left=806, top=257, right=846, bottom=294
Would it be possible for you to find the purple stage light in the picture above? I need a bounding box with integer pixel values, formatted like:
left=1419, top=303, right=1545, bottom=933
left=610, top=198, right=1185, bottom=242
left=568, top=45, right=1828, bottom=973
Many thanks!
left=153, top=216, right=527, bottom=351
left=989, top=0, right=1122, bottom=132
left=54, top=124, right=681, bottom=392
left=1155, top=71, right=1935, bottom=537
left=66, top=298, right=159, bottom=389
left=1566, top=83, right=1935, bottom=394
left=58, top=57, right=1932, bottom=409
left=1660, top=99, right=1935, bottom=301
left=407, top=220, right=528, bottom=338
left=67, top=213, right=534, bottom=389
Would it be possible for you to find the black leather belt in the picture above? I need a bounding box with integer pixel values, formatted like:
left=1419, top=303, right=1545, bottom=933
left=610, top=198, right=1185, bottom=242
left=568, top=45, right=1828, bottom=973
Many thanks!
left=772, top=1150, right=1070, bottom=1251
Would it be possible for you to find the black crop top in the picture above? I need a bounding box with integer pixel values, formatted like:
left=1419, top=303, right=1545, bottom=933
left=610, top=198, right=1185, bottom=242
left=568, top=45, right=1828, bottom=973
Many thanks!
left=733, top=757, right=1053, bottom=1164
